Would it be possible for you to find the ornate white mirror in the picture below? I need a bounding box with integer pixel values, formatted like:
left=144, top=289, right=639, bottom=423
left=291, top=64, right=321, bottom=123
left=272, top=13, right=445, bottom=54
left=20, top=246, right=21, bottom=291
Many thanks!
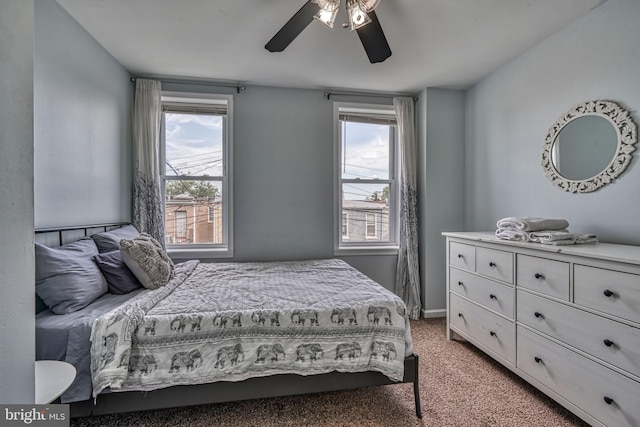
left=541, top=100, right=637, bottom=193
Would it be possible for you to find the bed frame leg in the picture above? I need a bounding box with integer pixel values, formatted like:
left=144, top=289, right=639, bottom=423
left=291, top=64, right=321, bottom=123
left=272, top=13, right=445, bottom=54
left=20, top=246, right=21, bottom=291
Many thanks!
left=413, top=354, right=422, bottom=418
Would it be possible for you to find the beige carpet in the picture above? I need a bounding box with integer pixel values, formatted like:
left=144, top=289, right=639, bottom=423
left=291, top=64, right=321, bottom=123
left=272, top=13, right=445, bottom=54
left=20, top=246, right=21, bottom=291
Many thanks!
left=71, top=318, right=589, bottom=427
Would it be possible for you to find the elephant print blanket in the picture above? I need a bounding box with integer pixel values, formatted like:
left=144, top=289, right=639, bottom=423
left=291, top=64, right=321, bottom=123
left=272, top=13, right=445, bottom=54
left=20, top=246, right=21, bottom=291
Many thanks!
left=90, top=259, right=413, bottom=398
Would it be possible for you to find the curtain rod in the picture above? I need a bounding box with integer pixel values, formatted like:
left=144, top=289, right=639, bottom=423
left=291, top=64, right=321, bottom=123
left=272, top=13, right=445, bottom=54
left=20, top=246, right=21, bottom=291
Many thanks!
left=130, top=77, right=246, bottom=94
left=324, top=91, right=418, bottom=101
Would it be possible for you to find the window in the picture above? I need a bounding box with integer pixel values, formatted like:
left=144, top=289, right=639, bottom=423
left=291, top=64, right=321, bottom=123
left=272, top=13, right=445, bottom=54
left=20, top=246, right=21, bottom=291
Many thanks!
left=175, top=210, right=187, bottom=242
left=161, top=92, right=233, bottom=257
left=365, top=212, right=377, bottom=239
left=335, top=103, right=398, bottom=253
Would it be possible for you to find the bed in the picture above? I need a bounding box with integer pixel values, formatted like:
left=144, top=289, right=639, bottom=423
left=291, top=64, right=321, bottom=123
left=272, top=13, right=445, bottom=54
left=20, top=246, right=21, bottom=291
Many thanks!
left=35, top=223, right=422, bottom=418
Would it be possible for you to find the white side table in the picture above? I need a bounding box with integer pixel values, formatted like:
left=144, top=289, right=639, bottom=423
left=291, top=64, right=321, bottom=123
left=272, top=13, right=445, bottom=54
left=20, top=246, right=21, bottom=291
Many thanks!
left=35, top=360, right=76, bottom=404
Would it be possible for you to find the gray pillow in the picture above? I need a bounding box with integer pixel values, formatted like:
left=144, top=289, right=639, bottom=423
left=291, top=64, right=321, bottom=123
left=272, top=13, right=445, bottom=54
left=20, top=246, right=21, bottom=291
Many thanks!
left=120, top=233, right=174, bottom=290
left=93, top=250, right=143, bottom=295
left=35, top=238, right=108, bottom=314
left=91, top=225, right=140, bottom=253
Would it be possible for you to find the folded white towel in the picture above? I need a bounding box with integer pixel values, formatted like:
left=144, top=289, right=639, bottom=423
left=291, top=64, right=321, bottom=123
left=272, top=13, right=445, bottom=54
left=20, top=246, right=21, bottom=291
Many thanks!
left=576, top=234, right=599, bottom=244
left=496, top=217, right=569, bottom=232
left=542, top=239, right=578, bottom=246
left=495, top=228, right=529, bottom=242
left=495, top=226, right=598, bottom=246
left=528, top=230, right=574, bottom=244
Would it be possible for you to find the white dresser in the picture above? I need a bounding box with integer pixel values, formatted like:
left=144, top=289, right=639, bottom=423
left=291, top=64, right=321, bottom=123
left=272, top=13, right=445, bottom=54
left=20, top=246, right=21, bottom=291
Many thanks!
left=443, top=232, right=640, bottom=427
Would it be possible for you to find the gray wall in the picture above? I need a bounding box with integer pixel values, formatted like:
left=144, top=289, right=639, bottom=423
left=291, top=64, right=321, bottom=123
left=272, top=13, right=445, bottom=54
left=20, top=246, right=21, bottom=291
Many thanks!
left=34, top=0, right=133, bottom=229
left=233, top=86, right=334, bottom=261
left=0, top=0, right=36, bottom=404
left=465, top=0, right=640, bottom=245
left=418, top=88, right=466, bottom=315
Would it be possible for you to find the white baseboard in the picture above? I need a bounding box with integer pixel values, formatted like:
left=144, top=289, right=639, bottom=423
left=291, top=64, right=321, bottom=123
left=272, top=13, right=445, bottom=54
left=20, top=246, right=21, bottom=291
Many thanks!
left=421, top=308, right=446, bottom=318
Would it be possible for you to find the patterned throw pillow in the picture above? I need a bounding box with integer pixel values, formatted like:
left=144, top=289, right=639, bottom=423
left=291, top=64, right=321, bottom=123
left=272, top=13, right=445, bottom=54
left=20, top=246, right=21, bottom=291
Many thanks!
left=119, top=233, right=174, bottom=289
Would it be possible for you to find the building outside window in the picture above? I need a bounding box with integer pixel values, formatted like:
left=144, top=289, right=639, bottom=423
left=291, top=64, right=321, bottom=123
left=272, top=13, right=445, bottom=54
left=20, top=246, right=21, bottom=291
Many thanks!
left=160, top=92, right=233, bottom=257
left=335, top=102, right=398, bottom=253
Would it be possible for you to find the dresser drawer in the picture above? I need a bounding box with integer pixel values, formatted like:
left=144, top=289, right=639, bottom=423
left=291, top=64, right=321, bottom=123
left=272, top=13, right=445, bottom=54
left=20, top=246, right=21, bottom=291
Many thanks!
left=476, top=247, right=513, bottom=283
left=518, top=290, right=640, bottom=379
left=450, top=293, right=515, bottom=364
left=517, top=326, right=640, bottom=427
left=450, top=242, right=476, bottom=271
left=516, top=255, right=570, bottom=301
left=575, top=265, right=640, bottom=324
left=450, top=267, right=514, bottom=319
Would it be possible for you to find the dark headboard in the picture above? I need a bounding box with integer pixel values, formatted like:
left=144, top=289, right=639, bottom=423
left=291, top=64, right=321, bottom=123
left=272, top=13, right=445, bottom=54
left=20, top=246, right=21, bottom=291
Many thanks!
left=35, top=222, right=130, bottom=314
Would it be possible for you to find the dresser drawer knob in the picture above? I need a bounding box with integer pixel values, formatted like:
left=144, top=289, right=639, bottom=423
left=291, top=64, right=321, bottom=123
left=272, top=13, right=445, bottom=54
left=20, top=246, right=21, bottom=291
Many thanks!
left=489, top=262, right=496, bottom=267
left=534, top=312, right=544, bottom=319
left=603, top=339, right=615, bottom=347
left=604, top=396, right=614, bottom=405
left=458, top=254, right=464, bottom=259
left=534, top=356, right=543, bottom=364
left=489, top=294, right=496, bottom=300
left=458, top=281, right=464, bottom=287
left=534, top=273, right=545, bottom=280
left=458, top=313, right=464, bottom=318
left=603, top=289, right=615, bottom=297
left=490, top=331, right=496, bottom=337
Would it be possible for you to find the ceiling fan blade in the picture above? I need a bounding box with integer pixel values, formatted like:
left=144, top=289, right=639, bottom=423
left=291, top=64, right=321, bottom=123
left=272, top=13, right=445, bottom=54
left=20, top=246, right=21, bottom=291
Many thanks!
left=356, top=10, right=392, bottom=63
left=265, top=1, right=320, bottom=52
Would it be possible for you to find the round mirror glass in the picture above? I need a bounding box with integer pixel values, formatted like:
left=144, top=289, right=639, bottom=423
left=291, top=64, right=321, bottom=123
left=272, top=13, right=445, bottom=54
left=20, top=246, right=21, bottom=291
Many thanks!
left=551, top=115, right=618, bottom=181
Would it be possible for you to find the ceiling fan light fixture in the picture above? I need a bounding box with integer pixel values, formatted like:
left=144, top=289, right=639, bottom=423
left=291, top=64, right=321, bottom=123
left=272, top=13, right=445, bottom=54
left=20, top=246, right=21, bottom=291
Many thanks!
left=266, top=0, right=390, bottom=64
left=346, top=0, right=371, bottom=31
left=358, top=0, right=381, bottom=13
left=313, top=0, right=340, bottom=29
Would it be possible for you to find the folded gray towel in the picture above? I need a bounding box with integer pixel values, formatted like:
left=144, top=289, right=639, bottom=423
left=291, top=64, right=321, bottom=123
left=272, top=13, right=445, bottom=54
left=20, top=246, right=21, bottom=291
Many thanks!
left=496, top=217, right=569, bottom=232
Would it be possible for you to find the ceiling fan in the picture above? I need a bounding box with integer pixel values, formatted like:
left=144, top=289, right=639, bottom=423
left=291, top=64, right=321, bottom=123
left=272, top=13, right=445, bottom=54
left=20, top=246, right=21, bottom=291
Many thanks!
left=265, top=0, right=392, bottom=63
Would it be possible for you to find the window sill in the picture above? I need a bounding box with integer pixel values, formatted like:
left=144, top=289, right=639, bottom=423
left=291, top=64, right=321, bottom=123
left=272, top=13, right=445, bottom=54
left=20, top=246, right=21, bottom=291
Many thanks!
left=168, top=247, right=234, bottom=260
left=334, top=246, right=399, bottom=256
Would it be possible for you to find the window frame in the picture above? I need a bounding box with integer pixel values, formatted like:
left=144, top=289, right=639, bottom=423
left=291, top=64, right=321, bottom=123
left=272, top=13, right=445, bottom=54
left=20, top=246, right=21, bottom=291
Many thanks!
left=160, top=91, right=234, bottom=259
left=333, top=102, right=399, bottom=256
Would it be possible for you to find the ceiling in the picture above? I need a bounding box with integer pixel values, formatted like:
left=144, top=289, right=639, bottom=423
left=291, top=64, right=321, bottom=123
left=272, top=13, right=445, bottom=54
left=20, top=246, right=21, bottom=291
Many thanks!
left=56, top=0, right=607, bottom=94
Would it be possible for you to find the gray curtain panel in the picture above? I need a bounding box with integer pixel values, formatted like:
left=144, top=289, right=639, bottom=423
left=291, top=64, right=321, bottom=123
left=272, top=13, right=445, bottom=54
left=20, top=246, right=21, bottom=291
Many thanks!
left=393, top=97, right=422, bottom=320
left=132, top=79, right=165, bottom=246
